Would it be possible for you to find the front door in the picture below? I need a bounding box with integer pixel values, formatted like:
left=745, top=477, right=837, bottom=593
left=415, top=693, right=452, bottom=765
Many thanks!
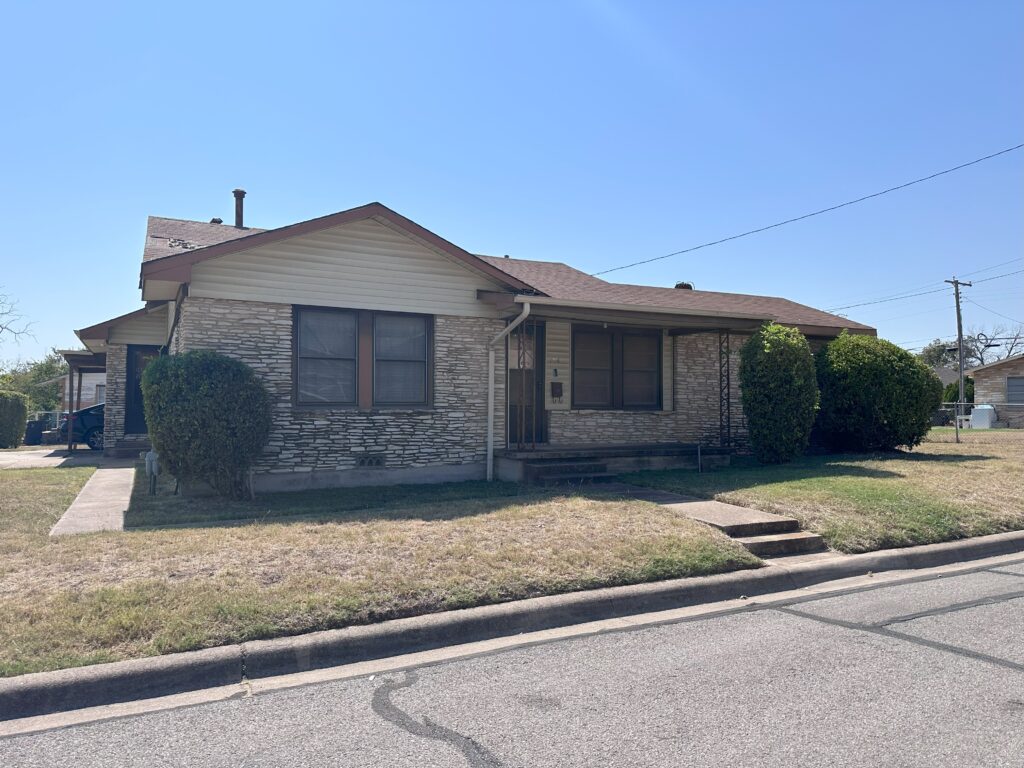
left=125, top=345, right=160, bottom=434
left=508, top=322, right=546, bottom=448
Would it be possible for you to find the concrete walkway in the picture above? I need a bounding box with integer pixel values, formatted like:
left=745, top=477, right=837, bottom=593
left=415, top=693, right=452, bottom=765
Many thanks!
left=50, top=466, right=135, bottom=536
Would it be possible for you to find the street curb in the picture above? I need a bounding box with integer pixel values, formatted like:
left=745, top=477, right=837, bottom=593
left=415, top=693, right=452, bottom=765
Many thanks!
left=3, top=529, right=1024, bottom=721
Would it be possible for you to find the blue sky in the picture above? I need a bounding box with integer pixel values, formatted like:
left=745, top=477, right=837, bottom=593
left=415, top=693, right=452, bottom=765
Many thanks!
left=1, top=0, right=1021, bottom=362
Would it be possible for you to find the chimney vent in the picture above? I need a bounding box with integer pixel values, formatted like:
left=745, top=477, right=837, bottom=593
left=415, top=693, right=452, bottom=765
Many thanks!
left=674, top=281, right=694, bottom=290
left=232, top=189, right=246, bottom=228
left=210, top=217, right=223, bottom=225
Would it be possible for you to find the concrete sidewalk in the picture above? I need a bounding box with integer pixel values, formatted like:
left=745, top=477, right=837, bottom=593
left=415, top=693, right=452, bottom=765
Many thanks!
left=50, top=467, right=135, bottom=536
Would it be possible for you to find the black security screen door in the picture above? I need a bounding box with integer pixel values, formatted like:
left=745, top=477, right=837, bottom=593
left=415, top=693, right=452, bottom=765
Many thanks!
left=507, top=321, right=546, bottom=448
left=125, top=345, right=160, bottom=434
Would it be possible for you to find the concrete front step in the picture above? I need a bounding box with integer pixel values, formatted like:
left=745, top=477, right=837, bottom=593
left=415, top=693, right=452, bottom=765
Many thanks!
left=540, top=472, right=619, bottom=486
left=735, top=531, right=827, bottom=557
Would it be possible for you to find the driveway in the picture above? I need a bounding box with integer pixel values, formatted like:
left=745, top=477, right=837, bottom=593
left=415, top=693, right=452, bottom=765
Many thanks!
left=3, top=558, right=1022, bottom=766
left=0, top=449, right=130, bottom=470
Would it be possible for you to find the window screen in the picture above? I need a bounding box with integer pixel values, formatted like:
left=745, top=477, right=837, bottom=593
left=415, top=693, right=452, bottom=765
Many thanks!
left=374, top=314, right=428, bottom=405
left=296, top=309, right=357, bottom=404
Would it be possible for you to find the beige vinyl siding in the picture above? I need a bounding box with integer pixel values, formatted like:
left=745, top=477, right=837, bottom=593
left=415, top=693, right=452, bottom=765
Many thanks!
left=544, top=320, right=571, bottom=411
left=662, top=330, right=673, bottom=411
left=189, top=218, right=503, bottom=318
left=107, top=307, right=168, bottom=345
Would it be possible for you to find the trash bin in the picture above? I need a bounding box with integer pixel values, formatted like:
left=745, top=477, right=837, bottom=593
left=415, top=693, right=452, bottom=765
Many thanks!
left=23, top=420, right=45, bottom=445
left=970, top=404, right=996, bottom=429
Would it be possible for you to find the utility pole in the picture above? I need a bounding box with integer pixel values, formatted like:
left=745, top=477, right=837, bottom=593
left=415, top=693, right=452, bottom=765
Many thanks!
left=945, top=277, right=972, bottom=443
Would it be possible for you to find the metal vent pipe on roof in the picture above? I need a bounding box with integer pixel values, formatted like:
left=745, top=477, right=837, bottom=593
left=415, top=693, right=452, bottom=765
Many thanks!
left=233, top=189, right=246, bottom=228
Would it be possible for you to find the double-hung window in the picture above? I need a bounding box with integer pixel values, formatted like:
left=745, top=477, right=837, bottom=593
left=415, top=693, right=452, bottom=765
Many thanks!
left=295, top=307, right=431, bottom=408
left=296, top=309, right=358, bottom=405
left=572, top=326, right=660, bottom=409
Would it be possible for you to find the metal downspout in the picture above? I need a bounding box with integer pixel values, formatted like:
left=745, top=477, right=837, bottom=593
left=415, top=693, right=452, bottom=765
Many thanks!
left=487, top=302, right=531, bottom=481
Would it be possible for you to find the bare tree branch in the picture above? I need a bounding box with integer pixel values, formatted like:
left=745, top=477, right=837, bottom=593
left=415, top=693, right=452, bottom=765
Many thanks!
left=0, top=289, right=33, bottom=347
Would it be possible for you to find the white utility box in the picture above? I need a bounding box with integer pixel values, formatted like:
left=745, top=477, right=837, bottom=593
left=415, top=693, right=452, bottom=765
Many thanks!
left=970, top=404, right=996, bottom=429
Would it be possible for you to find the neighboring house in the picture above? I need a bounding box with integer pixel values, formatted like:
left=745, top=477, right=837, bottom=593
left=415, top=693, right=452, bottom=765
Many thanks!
left=66, top=194, right=875, bottom=489
left=931, top=366, right=960, bottom=388
left=971, top=354, right=1024, bottom=427
left=38, top=372, right=107, bottom=411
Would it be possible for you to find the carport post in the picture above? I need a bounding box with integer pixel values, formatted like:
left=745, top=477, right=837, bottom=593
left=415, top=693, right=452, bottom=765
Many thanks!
left=65, top=365, right=76, bottom=455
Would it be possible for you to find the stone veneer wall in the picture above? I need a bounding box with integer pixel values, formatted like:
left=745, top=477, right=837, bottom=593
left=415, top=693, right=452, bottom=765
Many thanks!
left=102, top=344, right=127, bottom=452
left=547, top=332, right=749, bottom=448
left=175, top=297, right=506, bottom=488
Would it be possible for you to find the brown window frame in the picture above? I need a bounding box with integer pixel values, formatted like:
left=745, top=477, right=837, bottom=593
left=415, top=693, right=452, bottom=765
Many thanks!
left=293, top=306, right=433, bottom=409
left=571, top=325, right=662, bottom=411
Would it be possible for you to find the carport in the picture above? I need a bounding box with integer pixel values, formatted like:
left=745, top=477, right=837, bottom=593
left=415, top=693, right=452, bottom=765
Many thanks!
left=58, top=349, right=106, bottom=455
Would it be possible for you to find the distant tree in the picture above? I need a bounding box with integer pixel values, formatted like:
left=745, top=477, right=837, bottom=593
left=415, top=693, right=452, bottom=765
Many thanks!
left=0, top=349, right=69, bottom=412
left=918, top=339, right=957, bottom=368
left=917, top=324, right=1023, bottom=370
left=0, top=289, right=31, bottom=349
left=942, top=377, right=974, bottom=404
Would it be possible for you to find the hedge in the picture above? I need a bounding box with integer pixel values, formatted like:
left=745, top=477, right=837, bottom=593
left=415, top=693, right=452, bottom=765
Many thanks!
left=816, top=333, right=943, bottom=452
left=738, top=323, right=819, bottom=463
left=141, top=351, right=271, bottom=498
left=0, top=390, right=29, bottom=448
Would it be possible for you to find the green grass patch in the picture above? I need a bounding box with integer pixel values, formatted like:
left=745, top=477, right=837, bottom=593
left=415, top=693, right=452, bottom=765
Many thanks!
left=625, top=430, right=1024, bottom=553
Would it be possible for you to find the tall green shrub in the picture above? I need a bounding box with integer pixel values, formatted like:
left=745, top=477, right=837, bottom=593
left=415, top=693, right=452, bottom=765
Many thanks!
left=0, top=390, right=29, bottom=448
left=942, top=377, right=974, bottom=404
left=738, top=323, right=819, bottom=463
left=816, top=333, right=942, bottom=452
left=142, top=351, right=271, bottom=498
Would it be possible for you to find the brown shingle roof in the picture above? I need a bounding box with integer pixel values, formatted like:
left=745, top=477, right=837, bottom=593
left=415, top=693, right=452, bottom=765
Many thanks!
left=478, top=255, right=873, bottom=333
left=143, top=217, right=266, bottom=262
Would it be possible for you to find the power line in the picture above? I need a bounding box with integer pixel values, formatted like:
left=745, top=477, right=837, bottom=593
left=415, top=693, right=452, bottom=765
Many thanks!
left=592, top=142, right=1024, bottom=276
left=965, top=298, right=1024, bottom=324
left=826, top=256, right=1024, bottom=310
left=959, top=256, right=1024, bottom=278
left=827, top=286, right=949, bottom=311
left=973, top=268, right=1024, bottom=284
left=826, top=268, right=1023, bottom=312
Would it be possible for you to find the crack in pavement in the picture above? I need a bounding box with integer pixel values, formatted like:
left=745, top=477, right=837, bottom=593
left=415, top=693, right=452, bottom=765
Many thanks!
left=874, top=589, right=1024, bottom=627
left=775, top=606, right=1024, bottom=673
left=371, top=671, right=505, bottom=767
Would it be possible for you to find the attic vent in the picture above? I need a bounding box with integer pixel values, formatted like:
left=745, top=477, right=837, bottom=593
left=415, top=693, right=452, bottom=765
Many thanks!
left=356, top=455, right=386, bottom=469
left=210, top=217, right=223, bottom=224
left=674, top=281, right=694, bottom=290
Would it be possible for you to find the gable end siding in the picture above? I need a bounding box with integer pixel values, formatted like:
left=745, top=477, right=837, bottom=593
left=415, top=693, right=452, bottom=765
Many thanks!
left=188, top=218, right=503, bottom=318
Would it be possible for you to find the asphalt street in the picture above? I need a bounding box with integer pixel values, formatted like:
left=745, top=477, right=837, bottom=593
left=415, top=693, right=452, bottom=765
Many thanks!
left=3, top=559, right=1023, bottom=767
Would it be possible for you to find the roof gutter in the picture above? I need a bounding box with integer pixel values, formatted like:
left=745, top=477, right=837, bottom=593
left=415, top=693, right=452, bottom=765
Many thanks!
left=512, top=294, right=770, bottom=321
left=486, top=302, right=531, bottom=481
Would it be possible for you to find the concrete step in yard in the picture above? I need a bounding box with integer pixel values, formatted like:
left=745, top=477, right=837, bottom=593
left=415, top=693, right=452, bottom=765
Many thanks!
left=734, top=530, right=827, bottom=558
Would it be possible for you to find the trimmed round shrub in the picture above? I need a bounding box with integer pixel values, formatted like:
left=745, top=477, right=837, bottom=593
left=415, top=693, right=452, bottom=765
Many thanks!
left=142, top=351, right=271, bottom=498
left=942, top=377, right=974, bottom=404
left=816, top=333, right=943, bottom=452
left=0, top=390, right=29, bottom=448
left=738, top=323, right=819, bottom=463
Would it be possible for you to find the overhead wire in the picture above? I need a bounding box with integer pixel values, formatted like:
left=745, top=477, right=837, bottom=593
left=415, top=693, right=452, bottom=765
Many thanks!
left=591, top=143, right=1024, bottom=277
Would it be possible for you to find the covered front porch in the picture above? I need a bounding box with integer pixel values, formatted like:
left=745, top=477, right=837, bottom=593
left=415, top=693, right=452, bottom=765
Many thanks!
left=482, top=291, right=767, bottom=475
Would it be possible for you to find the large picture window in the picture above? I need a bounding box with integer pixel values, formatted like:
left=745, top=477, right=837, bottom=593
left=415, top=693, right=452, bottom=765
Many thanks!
left=572, top=327, right=661, bottom=410
left=295, top=307, right=431, bottom=408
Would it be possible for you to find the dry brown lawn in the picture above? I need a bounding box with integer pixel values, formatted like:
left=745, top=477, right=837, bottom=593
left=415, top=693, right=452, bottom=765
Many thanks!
left=0, top=468, right=758, bottom=676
